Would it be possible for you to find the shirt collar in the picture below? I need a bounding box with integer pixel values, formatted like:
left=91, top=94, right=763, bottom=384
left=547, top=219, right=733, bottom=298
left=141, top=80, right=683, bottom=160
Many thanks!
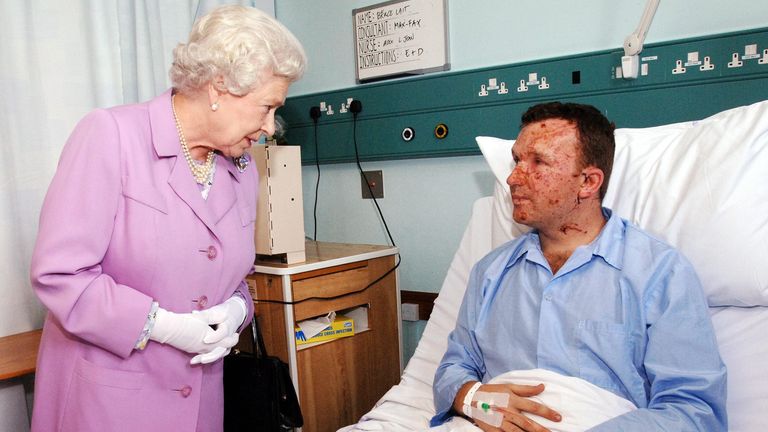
left=149, top=89, right=179, bottom=158
left=507, top=207, right=625, bottom=272
left=591, top=207, right=625, bottom=270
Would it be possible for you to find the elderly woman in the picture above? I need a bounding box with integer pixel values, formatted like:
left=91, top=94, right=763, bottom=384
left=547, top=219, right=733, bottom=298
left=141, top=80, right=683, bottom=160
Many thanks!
left=29, top=5, right=305, bottom=431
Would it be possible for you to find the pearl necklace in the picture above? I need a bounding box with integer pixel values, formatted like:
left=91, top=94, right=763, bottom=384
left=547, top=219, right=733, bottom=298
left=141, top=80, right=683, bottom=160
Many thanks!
left=171, top=94, right=215, bottom=185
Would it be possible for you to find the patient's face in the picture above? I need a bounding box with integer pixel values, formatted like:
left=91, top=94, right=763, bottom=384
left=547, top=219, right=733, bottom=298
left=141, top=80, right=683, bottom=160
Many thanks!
left=507, top=119, right=584, bottom=229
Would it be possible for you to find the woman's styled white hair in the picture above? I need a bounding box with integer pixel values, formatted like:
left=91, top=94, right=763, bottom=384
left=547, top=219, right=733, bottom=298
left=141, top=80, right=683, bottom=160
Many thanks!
left=170, top=5, right=306, bottom=95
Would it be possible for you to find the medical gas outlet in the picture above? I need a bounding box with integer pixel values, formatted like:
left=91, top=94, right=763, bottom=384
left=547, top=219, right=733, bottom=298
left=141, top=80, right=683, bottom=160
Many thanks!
left=401, top=127, right=415, bottom=142
left=434, top=123, right=448, bottom=139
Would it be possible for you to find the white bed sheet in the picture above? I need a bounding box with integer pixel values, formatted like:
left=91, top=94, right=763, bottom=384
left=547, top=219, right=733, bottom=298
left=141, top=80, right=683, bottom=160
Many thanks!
left=432, top=369, right=637, bottom=432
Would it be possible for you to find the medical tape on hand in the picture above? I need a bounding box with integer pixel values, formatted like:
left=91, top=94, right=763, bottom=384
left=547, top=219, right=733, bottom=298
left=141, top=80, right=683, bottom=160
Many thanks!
left=470, top=390, right=510, bottom=428
left=462, top=382, right=482, bottom=417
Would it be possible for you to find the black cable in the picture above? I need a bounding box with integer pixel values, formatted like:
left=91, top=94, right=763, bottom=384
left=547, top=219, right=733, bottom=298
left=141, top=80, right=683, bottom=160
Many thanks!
left=350, top=101, right=398, bottom=250
left=349, top=101, right=402, bottom=286
left=312, top=114, right=320, bottom=241
left=254, top=259, right=400, bottom=305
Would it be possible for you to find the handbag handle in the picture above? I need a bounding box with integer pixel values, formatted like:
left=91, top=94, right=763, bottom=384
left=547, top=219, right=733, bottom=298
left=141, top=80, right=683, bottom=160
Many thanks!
left=250, top=315, right=269, bottom=359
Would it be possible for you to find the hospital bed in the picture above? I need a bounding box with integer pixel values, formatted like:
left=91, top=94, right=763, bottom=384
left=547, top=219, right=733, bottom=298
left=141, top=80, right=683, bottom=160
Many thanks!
left=340, top=100, right=768, bottom=432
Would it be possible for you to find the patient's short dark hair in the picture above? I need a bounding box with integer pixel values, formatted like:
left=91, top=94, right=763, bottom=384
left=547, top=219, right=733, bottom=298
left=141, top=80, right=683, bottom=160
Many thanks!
left=521, top=102, right=615, bottom=199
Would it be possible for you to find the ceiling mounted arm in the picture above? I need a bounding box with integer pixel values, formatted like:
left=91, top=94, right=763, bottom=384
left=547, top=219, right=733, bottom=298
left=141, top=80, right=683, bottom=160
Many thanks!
left=621, top=0, right=660, bottom=79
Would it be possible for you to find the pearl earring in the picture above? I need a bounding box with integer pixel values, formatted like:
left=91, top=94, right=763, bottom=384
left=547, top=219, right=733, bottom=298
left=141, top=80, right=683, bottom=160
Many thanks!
left=211, top=102, right=219, bottom=112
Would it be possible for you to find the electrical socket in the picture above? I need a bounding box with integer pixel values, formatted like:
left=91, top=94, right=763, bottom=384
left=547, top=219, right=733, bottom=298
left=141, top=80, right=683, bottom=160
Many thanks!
left=402, top=303, right=419, bottom=321
left=361, top=170, right=383, bottom=199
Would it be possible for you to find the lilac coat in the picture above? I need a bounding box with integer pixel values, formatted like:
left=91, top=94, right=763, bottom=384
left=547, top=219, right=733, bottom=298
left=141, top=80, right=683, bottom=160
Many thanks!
left=30, top=90, right=257, bottom=432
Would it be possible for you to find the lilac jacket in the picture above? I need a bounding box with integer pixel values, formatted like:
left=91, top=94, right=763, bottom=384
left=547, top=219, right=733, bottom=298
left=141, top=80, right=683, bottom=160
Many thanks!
left=30, top=90, right=257, bottom=432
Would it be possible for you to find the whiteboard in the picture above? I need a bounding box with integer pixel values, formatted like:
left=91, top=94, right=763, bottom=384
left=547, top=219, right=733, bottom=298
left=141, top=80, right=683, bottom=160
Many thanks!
left=353, top=0, right=450, bottom=83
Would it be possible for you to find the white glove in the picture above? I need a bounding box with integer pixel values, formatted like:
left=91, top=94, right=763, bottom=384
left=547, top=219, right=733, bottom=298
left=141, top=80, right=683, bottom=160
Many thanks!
left=189, top=296, right=247, bottom=365
left=149, top=307, right=220, bottom=356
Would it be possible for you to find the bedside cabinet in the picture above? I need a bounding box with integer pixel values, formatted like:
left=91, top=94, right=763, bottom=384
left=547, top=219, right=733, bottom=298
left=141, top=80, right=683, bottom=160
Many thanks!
left=247, top=241, right=402, bottom=432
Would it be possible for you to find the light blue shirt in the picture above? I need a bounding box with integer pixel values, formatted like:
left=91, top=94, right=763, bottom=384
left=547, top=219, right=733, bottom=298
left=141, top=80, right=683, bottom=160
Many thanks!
left=432, top=209, right=727, bottom=431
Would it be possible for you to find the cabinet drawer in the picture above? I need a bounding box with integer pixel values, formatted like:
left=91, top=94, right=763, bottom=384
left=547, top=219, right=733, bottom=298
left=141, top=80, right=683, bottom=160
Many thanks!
left=291, top=262, right=369, bottom=302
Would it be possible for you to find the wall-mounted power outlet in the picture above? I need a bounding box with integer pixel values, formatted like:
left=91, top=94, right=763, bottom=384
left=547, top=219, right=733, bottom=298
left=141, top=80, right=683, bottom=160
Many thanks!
left=402, top=303, right=419, bottom=321
left=361, top=170, right=383, bottom=199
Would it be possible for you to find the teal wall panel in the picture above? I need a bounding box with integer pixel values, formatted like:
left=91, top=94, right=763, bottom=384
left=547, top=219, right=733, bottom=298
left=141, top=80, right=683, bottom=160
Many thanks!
left=280, top=28, right=768, bottom=164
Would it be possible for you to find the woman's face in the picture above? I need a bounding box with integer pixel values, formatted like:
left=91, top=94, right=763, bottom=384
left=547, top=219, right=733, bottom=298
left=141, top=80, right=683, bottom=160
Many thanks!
left=211, top=73, right=291, bottom=158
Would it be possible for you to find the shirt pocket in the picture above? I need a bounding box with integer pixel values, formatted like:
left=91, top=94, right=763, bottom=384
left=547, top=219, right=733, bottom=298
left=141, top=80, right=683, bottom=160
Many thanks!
left=575, top=319, right=638, bottom=395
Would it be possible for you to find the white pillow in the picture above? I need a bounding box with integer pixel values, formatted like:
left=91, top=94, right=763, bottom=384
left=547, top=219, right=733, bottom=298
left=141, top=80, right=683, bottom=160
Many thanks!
left=477, top=136, right=530, bottom=248
left=476, top=99, right=768, bottom=307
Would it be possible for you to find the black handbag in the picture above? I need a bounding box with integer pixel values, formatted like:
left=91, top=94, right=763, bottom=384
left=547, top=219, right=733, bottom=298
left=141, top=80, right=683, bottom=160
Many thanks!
left=224, top=315, right=304, bottom=431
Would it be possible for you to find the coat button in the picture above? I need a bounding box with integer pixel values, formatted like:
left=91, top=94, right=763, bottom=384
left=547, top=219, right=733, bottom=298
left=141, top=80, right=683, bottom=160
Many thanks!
left=195, top=295, right=208, bottom=310
left=179, top=385, right=192, bottom=398
left=207, top=245, right=217, bottom=260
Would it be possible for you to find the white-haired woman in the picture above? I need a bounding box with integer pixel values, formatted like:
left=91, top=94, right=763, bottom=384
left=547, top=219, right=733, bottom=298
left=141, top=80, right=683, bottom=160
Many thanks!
left=29, top=5, right=305, bottom=431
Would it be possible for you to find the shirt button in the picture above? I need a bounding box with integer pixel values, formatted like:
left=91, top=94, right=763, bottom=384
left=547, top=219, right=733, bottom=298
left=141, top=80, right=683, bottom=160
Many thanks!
left=196, top=295, right=208, bottom=309
left=179, top=385, right=192, bottom=398
left=207, top=245, right=217, bottom=260
left=544, top=295, right=553, bottom=302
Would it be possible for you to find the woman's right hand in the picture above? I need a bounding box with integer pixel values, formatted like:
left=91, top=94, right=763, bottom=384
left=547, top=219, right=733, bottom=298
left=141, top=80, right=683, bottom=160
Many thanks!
left=472, top=383, right=561, bottom=432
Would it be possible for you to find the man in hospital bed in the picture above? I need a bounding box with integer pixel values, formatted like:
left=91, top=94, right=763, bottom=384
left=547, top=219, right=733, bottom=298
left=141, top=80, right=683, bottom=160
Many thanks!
left=431, top=102, right=727, bottom=431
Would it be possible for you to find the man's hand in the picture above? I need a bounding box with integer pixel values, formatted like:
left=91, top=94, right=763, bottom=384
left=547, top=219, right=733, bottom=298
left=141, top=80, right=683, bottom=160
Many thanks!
left=454, top=381, right=561, bottom=432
